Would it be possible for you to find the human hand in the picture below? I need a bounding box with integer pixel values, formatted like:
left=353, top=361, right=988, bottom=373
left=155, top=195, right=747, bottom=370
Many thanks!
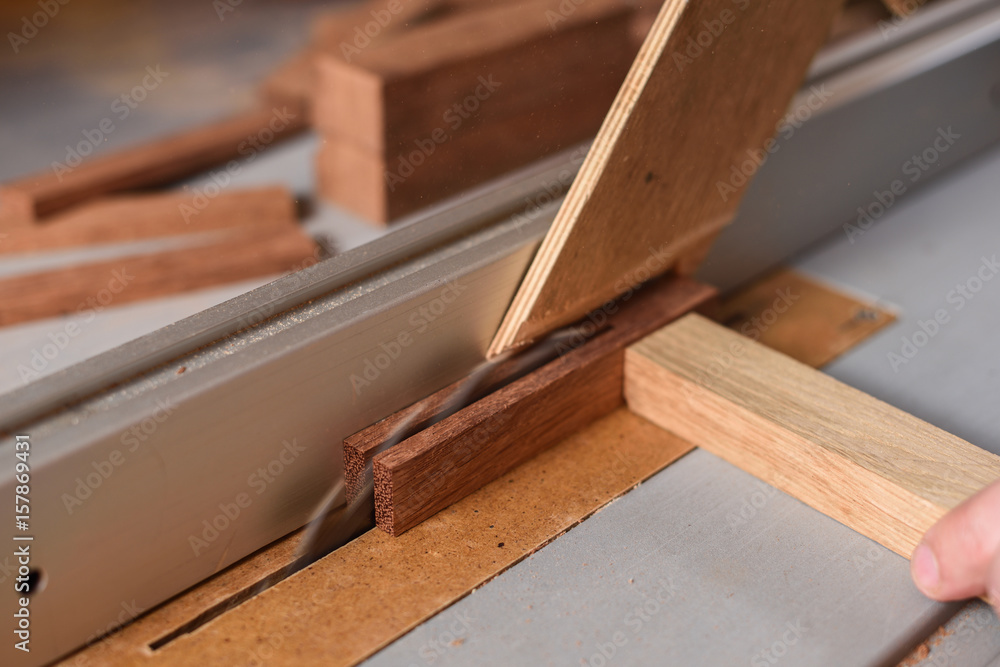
left=912, top=478, right=1000, bottom=613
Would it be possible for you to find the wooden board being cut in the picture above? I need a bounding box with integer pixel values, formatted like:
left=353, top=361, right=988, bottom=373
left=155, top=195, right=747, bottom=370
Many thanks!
left=624, top=313, right=1000, bottom=558
left=371, top=276, right=714, bottom=535
left=488, top=0, right=846, bottom=355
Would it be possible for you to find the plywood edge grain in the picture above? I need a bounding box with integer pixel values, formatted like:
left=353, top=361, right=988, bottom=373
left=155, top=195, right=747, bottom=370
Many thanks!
left=489, top=0, right=845, bottom=355
left=624, top=313, right=1000, bottom=559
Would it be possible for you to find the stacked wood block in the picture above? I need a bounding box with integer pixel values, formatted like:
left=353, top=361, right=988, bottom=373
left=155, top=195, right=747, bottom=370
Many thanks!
left=312, top=0, right=638, bottom=223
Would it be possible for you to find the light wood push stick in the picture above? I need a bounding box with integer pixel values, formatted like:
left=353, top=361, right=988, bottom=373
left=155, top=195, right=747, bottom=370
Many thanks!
left=624, top=313, right=1000, bottom=559
left=489, top=0, right=845, bottom=355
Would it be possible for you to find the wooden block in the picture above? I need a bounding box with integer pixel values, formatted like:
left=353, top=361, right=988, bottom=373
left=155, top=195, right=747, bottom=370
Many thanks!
left=0, top=107, right=307, bottom=227
left=258, top=0, right=459, bottom=115
left=370, top=276, right=715, bottom=535
left=313, top=0, right=636, bottom=222
left=623, top=313, right=1000, bottom=558
left=488, top=0, right=845, bottom=355
left=714, top=268, right=896, bottom=368
left=0, top=226, right=318, bottom=327
left=0, top=187, right=297, bottom=255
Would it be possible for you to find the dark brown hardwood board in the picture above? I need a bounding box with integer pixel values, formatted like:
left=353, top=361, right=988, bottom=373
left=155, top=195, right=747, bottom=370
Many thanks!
left=369, top=275, right=716, bottom=535
left=0, top=107, right=307, bottom=227
left=0, top=187, right=297, bottom=255
left=0, top=226, right=318, bottom=327
left=314, top=0, right=636, bottom=222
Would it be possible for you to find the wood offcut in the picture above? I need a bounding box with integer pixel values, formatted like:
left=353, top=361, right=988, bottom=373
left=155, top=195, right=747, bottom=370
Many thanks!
left=315, top=0, right=637, bottom=222
left=0, top=107, right=306, bottom=227
left=370, top=276, right=715, bottom=535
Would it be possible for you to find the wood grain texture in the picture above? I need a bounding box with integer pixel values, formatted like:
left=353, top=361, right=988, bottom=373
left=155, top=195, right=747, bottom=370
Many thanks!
left=258, top=0, right=460, bottom=115
left=489, top=0, right=845, bottom=355
left=55, top=278, right=889, bottom=666
left=314, top=0, right=635, bottom=222
left=0, top=187, right=296, bottom=255
left=0, top=107, right=306, bottom=227
left=714, top=268, right=896, bottom=368
left=0, top=226, right=318, bottom=327
left=344, top=351, right=537, bottom=502
left=59, top=408, right=695, bottom=667
left=371, top=276, right=715, bottom=535
left=624, top=313, right=1000, bottom=558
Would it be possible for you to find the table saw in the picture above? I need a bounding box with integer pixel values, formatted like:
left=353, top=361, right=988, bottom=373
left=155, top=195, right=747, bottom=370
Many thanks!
left=2, top=0, right=1000, bottom=665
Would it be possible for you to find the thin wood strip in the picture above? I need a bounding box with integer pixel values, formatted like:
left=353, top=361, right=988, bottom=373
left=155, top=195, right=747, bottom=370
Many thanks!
left=0, top=187, right=297, bottom=255
left=344, top=351, right=538, bottom=502
left=371, top=276, right=716, bottom=535
left=488, top=0, right=845, bottom=354
left=0, top=106, right=307, bottom=227
left=624, top=313, right=1000, bottom=558
left=0, top=226, right=318, bottom=327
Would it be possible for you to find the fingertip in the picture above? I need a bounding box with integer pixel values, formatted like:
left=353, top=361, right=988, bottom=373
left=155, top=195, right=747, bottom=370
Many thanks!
left=912, top=542, right=941, bottom=597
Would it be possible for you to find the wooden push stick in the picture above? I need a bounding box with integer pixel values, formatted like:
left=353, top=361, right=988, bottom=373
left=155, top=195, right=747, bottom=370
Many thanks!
left=367, top=276, right=715, bottom=536
left=488, top=0, right=845, bottom=355
left=0, top=226, right=318, bottom=327
left=623, top=313, right=1000, bottom=559
left=0, top=106, right=307, bottom=228
left=0, top=187, right=297, bottom=255
left=314, top=0, right=636, bottom=222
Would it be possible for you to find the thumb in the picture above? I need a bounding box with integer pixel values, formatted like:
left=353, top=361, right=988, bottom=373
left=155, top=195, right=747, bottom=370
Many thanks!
left=911, top=478, right=1000, bottom=604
